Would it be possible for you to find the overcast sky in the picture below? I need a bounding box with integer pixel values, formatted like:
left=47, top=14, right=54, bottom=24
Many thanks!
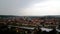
left=0, top=0, right=60, bottom=16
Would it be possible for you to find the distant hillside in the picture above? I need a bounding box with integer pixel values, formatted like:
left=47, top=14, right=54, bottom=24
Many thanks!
left=0, top=15, right=60, bottom=19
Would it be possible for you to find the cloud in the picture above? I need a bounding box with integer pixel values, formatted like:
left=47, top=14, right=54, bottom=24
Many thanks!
left=19, top=0, right=60, bottom=16
left=0, top=0, right=60, bottom=16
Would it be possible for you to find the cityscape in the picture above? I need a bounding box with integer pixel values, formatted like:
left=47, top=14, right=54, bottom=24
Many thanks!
left=0, top=0, right=60, bottom=34
left=0, top=15, right=60, bottom=34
